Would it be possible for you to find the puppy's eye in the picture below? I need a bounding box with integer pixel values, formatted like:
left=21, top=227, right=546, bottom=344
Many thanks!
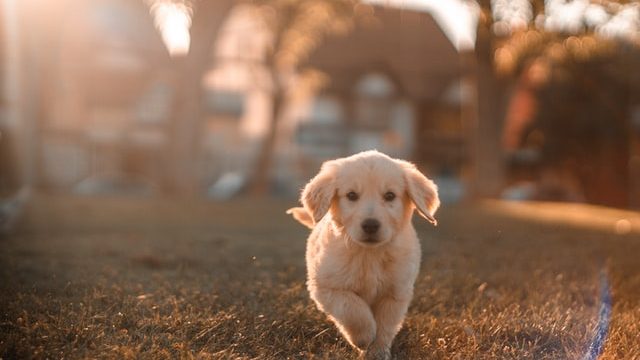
left=383, top=191, right=396, bottom=202
left=346, top=191, right=359, bottom=201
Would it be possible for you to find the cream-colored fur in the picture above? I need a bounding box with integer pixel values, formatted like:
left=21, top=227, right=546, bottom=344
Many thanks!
left=290, top=150, right=439, bottom=360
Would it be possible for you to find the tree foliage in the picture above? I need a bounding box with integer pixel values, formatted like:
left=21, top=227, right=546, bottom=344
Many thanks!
left=246, top=0, right=356, bottom=194
left=479, top=0, right=640, bottom=206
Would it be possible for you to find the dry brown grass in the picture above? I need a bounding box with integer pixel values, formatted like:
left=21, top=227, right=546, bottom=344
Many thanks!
left=1, top=195, right=639, bottom=359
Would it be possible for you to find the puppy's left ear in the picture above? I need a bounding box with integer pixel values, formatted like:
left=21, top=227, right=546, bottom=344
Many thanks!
left=400, top=161, right=440, bottom=226
left=301, top=160, right=337, bottom=224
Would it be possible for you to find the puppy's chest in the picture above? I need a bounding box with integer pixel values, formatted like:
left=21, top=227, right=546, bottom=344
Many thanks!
left=337, top=251, right=398, bottom=303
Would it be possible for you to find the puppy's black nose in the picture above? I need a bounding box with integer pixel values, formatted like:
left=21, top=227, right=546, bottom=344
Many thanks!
left=361, top=218, right=380, bottom=235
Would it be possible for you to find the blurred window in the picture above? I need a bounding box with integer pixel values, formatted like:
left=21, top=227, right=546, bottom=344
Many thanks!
left=354, top=72, right=396, bottom=131
left=204, top=91, right=246, bottom=119
left=296, top=96, right=346, bottom=159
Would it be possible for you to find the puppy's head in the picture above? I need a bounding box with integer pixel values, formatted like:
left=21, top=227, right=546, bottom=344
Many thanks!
left=301, top=150, right=439, bottom=247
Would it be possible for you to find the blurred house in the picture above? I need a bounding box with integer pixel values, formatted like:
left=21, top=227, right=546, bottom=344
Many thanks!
left=197, top=4, right=470, bottom=199
left=7, top=1, right=470, bottom=200
left=280, top=5, right=471, bottom=198
left=6, top=0, right=639, bottom=209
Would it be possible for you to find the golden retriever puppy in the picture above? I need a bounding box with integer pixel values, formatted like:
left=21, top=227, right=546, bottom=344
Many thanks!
left=291, top=150, right=439, bottom=360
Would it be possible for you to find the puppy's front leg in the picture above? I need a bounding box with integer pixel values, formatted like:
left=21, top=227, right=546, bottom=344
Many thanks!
left=312, top=288, right=377, bottom=351
left=364, top=296, right=412, bottom=360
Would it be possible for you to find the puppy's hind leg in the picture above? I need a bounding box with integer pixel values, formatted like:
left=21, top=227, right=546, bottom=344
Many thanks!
left=311, top=288, right=377, bottom=351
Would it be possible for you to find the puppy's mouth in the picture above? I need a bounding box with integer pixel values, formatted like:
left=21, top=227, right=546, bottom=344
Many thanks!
left=359, top=236, right=381, bottom=245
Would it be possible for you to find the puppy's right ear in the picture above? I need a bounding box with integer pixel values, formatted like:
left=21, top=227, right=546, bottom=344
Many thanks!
left=286, top=207, right=314, bottom=229
left=301, top=160, right=337, bottom=224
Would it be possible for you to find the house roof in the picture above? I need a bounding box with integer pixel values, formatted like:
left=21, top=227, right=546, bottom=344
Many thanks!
left=305, top=5, right=464, bottom=101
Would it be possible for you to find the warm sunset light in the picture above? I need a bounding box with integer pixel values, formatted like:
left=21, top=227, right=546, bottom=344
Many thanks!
left=2, top=0, right=640, bottom=359
left=149, top=0, right=191, bottom=56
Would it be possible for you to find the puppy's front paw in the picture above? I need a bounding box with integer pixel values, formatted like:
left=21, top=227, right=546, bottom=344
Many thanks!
left=348, top=324, right=377, bottom=351
left=350, top=328, right=376, bottom=350
left=362, top=346, right=391, bottom=360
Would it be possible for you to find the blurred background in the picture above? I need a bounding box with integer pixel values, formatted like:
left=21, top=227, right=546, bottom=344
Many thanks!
left=2, top=2, right=640, bottom=358
left=1, top=0, right=640, bottom=213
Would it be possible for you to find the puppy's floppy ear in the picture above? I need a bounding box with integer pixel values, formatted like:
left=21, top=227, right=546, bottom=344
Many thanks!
left=399, top=161, right=440, bottom=226
left=301, top=160, right=337, bottom=224
left=286, top=207, right=314, bottom=229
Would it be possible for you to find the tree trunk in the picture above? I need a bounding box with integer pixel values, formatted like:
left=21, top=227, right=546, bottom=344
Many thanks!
left=166, top=0, right=234, bottom=196
left=470, top=8, right=509, bottom=198
left=247, top=11, right=292, bottom=197
left=249, top=86, right=284, bottom=196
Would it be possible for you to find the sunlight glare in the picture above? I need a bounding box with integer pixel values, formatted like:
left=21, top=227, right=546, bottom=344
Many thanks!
left=150, top=1, right=191, bottom=56
left=364, top=0, right=478, bottom=51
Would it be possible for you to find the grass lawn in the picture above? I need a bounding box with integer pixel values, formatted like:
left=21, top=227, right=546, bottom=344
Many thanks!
left=1, top=194, right=639, bottom=359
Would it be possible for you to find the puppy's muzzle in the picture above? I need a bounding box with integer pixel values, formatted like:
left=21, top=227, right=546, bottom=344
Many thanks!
left=361, top=218, right=381, bottom=236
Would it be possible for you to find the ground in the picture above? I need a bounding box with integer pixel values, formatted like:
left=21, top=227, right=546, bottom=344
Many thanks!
left=1, top=194, right=639, bottom=359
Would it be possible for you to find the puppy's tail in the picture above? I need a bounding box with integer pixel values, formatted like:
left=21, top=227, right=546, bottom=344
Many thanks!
left=286, top=207, right=314, bottom=229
